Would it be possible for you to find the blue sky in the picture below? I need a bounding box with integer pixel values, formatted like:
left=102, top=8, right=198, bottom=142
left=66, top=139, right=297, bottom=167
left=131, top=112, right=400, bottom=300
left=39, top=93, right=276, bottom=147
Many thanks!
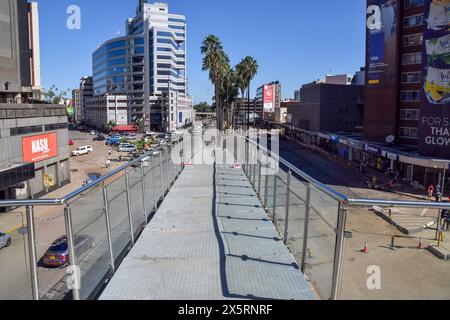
left=37, top=0, right=366, bottom=104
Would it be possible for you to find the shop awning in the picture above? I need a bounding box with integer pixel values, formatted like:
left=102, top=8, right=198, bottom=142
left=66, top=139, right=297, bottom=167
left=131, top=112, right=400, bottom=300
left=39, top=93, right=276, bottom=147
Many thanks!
left=111, top=125, right=139, bottom=132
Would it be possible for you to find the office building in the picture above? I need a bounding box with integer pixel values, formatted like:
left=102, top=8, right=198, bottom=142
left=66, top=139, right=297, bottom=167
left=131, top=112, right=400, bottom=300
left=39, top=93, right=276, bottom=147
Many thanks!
left=256, top=81, right=281, bottom=123
left=28, top=1, right=41, bottom=99
left=72, top=89, right=81, bottom=123
left=85, top=94, right=128, bottom=130
left=294, top=89, right=301, bottom=102
left=364, top=0, right=449, bottom=159
left=287, top=79, right=364, bottom=133
left=79, top=76, right=93, bottom=123
left=91, top=1, right=192, bottom=132
left=0, top=0, right=35, bottom=103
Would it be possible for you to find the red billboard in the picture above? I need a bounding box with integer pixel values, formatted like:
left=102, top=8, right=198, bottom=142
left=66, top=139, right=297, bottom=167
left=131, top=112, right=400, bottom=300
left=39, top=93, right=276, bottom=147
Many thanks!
left=263, top=85, right=274, bottom=112
left=22, top=133, right=58, bottom=163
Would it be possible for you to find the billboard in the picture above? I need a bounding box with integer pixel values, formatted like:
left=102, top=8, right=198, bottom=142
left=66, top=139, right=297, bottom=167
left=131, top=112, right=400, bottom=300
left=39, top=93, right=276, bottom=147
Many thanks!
left=366, top=0, right=398, bottom=87
left=22, top=133, right=58, bottom=163
left=418, top=0, right=450, bottom=158
left=263, top=85, right=274, bottom=113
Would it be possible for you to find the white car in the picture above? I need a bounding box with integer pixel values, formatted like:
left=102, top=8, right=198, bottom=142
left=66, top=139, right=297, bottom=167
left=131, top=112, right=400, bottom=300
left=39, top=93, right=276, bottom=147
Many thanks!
left=90, top=130, right=96, bottom=135
left=72, top=145, right=93, bottom=156
left=119, top=144, right=137, bottom=153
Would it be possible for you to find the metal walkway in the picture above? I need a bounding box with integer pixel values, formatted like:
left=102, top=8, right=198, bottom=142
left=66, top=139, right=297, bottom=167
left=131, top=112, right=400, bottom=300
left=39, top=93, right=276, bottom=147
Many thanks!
left=100, top=154, right=316, bottom=300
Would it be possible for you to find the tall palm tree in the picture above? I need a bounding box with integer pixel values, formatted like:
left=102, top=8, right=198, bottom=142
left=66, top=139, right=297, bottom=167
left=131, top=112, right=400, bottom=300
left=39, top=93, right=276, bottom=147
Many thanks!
left=236, top=56, right=258, bottom=131
left=235, top=62, right=248, bottom=129
left=201, top=35, right=227, bottom=131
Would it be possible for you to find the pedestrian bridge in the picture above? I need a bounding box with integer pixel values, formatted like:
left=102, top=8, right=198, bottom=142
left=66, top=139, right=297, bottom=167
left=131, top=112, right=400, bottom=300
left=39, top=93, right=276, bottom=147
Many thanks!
left=100, top=152, right=315, bottom=300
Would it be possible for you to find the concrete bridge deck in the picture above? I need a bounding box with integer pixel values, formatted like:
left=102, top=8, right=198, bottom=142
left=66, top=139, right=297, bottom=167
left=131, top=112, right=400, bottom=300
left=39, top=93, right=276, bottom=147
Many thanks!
left=100, top=154, right=315, bottom=300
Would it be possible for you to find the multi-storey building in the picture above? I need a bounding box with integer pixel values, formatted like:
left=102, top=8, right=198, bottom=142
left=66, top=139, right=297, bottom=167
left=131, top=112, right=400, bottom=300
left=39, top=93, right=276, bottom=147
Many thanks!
left=27, top=1, right=41, bottom=99
left=364, top=0, right=449, bottom=159
left=72, top=89, right=81, bottom=123
left=0, top=0, right=36, bottom=103
left=85, top=94, right=128, bottom=130
left=91, top=1, right=192, bottom=132
left=256, top=81, right=281, bottom=123
left=79, top=76, right=93, bottom=123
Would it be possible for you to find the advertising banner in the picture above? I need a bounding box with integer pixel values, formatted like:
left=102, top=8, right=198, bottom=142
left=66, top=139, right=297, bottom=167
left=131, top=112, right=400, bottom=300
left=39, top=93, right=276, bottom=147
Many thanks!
left=366, top=0, right=398, bottom=87
left=418, top=0, right=450, bottom=158
left=263, top=85, right=274, bottom=113
left=22, top=133, right=58, bottom=163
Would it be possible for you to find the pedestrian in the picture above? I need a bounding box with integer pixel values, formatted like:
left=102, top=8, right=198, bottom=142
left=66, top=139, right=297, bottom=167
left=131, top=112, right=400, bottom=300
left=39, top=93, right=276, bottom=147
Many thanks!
left=428, top=185, right=435, bottom=199
left=108, top=149, right=112, bottom=156
left=435, top=185, right=442, bottom=202
left=105, top=159, right=111, bottom=168
left=441, top=210, right=449, bottom=231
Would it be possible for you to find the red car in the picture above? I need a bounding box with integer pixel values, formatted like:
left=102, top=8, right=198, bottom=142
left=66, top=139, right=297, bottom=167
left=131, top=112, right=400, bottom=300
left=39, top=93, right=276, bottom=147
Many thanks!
left=68, top=139, right=74, bottom=146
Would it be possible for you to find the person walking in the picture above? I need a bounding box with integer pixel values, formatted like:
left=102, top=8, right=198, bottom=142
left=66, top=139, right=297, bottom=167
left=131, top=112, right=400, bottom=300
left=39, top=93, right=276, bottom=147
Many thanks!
left=428, top=185, right=435, bottom=199
left=442, top=210, right=450, bottom=232
left=435, top=185, right=442, bottom=202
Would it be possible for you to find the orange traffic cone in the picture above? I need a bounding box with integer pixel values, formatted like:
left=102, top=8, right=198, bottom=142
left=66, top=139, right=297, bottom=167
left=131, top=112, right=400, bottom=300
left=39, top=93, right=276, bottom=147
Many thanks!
left=361, top=242, right=369, bottom=253
left=417, top=238, right=425, bottom=249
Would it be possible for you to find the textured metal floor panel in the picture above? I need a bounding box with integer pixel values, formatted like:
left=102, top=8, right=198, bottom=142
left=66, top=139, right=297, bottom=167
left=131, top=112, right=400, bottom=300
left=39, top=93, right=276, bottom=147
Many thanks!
left=100, top=151, right=315, bottom=300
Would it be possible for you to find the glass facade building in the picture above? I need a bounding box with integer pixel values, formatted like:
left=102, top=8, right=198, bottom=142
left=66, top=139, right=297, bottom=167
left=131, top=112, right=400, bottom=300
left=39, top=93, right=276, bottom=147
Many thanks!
left=91, top=1, right=191, bottom=131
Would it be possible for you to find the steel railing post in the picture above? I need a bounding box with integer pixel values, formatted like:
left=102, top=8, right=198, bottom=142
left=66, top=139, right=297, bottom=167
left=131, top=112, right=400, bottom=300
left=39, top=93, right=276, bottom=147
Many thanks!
left=64, top=205, right=80, bottom=300
left=151, top=156, right=157, bottom=210
left=284, top=170, right=291, bottom=244
left=26, top=205, right=39, bottom=300
left=301, top=183, right=312, bottom=272
left=258, top=160, right=262, bottom=198
left=272, top=174, right=278, bottom=221
left=102, top=184, right=116, bottom=274
left=252, top=146, right=257, bottom=187
left=331, top=203, right=348, bottom=300
left=125, top=171, right=135, bottom=245
left=140, top=161, right=148, bottom=225
left=159, top=151, right=164, bottom=199
left=264, top=168, right=269, bottom=209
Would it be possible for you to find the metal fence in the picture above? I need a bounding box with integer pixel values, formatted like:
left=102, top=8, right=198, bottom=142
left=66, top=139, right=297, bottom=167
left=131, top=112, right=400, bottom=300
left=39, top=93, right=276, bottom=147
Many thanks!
left=233, top=133, right=450, bottom=300
left=0, top=140, right=185, bottom=300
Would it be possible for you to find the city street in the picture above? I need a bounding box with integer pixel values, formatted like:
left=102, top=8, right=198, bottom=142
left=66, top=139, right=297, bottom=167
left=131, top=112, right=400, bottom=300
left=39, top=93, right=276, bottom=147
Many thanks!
left=277, top=136, right=450, bottom=299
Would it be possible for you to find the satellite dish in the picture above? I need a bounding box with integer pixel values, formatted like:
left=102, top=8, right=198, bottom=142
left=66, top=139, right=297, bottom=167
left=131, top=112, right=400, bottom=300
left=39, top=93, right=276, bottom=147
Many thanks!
left=385, top=135, right=395, bottom=144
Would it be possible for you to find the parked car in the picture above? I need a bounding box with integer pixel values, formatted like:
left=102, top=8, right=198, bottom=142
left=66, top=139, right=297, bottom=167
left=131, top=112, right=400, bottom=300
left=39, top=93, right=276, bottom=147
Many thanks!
left=0, top=232, right=12, bottom=250
left=125, top=134, right=137, bottom=141
left=90, top=130, right=96, bottom=135
left=93, top=135, right=106, bottom=141
left=42, top=235, right=95, bottom=268
left=119, top=143, right=137, bottom=153
left=106, top=136, right=122, bottom=146
left=71, top=145, right=93, bottom=156
left=68, top=139, right=74, bottom=146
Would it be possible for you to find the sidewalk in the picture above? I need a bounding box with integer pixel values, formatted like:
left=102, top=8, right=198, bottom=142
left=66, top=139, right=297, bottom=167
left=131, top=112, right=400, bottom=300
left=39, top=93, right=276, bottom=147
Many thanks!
left=100, top=152, right=316, bottom=300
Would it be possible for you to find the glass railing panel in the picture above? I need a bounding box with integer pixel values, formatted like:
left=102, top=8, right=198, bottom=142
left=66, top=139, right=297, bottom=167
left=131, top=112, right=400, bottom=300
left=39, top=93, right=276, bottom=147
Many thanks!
left=69, top=184, right=109, bottom=300
left=127, top=167, right=146, bottom=236
left=105, top=175, right=132, bottom=264
left=303, top=184, right=340, bottom=300
left=0, top=206, right=31, bottom=300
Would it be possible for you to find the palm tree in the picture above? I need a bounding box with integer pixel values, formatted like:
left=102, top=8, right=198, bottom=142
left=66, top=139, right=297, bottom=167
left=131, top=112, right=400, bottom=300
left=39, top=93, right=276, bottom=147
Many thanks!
left=236, top=56, right=258, bottom=130
left=201, top=35, right=227, bottom=131
left=235, top=62, right=248, bottom=129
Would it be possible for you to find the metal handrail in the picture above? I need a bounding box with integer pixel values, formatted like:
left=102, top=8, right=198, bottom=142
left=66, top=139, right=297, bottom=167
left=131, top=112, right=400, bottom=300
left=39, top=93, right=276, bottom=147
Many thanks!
left=241, top=134, right=450, bottom=210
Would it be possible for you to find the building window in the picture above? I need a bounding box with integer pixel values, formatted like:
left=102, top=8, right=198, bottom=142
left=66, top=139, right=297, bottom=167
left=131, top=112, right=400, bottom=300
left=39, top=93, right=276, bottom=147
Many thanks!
left=400, top=91, right=421, bottom=102
left=404, top=14, right=424, bottom=28
left=402, top=52, right=422, bottom=65
left=403, top=33, right=423, bottom=47
left=399, top=127, right=419, bottom=138
left=405, top=0, right=424, bottom=8
left=400, top=109, right=420, bottom=120
left=401, top=72, right=421, bottom=83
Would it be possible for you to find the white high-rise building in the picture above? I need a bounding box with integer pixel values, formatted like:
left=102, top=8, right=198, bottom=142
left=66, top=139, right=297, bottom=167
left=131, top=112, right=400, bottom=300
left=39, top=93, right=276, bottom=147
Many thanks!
left=92, top=1, right=192, bottom=132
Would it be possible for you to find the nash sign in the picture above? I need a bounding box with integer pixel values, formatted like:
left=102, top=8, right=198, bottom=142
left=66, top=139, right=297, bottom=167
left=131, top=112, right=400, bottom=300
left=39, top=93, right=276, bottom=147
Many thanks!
left=22, top=133, right=58, bottom=163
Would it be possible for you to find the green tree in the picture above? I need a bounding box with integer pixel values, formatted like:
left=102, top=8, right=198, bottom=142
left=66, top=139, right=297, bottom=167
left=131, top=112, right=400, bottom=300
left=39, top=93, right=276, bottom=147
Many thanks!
left=41, top=85, right=69, bottom=104
left=193, top=102, right=212, bottom=113
left=201, top=35, right=228, bottom=131
left=236, top=57, right=258, bottom=130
